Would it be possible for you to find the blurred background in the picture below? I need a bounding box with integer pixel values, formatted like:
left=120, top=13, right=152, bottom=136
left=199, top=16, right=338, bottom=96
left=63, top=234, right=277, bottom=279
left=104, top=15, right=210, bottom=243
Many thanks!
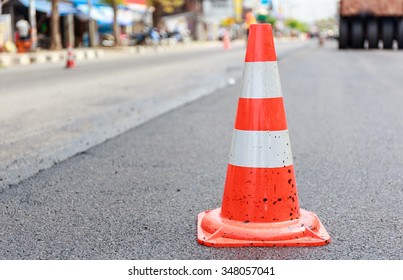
left=0, top=0, right=340, bottom=51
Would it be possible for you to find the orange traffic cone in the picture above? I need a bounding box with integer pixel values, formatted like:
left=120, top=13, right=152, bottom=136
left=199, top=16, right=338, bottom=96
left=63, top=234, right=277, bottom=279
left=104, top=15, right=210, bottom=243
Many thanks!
left=66, top=46, right=76, bottom=69
left=223, top=29, right=231, bottom=50
left=197, top=24, right=331, bottom=247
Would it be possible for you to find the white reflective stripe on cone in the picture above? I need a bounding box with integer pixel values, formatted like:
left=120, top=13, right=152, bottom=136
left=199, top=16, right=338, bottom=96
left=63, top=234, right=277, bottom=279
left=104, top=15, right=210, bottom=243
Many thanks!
left=229, top=129, right=293, bottom=168
left=240, top=61, right=283, bottom=99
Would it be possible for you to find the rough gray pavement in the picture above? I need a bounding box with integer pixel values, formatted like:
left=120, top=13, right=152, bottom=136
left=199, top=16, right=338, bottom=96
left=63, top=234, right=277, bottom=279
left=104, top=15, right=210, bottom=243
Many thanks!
left=0, top=42, right=244, bottom=191
left=0, top=41, right=402, bottom=259
left=0, top=40, right=306, bottom=192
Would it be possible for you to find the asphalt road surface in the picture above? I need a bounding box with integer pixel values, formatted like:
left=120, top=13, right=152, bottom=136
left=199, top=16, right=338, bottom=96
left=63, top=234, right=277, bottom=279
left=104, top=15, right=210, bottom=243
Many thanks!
left=0, top=40, right=305, bottom=191
left=0, top=40, right=402, bottom=259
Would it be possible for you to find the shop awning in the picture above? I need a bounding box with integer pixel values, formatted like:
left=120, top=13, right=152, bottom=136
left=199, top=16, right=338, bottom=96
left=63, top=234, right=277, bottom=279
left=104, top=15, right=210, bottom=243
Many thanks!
left=125, top=0, right=147, bottom=12
left=18, top=0, right=77, bottom=16
left=76, top=4, right=136, bottom=26
left=18, top=0, right=148, bottom=26
left=71, top=0, right=147, bottom=26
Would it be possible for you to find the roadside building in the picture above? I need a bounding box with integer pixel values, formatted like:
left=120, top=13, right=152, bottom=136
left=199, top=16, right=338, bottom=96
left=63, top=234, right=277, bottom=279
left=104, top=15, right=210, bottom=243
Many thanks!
left=202, top=0, right=234, bottom=40
left=0, top=0, right=150, bottom=49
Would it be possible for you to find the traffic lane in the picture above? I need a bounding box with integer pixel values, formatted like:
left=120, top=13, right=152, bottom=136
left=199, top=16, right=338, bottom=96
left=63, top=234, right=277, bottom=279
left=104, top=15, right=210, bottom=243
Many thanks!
left=0, top=40, right=310, bottom=190
left=0, top=40, right=307, bottom=93
left=1, top=41, right=402, bottom=259
left=0, top=43, right=246, bottom=190
left=0, top=82, right=237, bottom=259
left=281, top=41, right=403, bottom=259
left=0, top=45, right=245, bottom=95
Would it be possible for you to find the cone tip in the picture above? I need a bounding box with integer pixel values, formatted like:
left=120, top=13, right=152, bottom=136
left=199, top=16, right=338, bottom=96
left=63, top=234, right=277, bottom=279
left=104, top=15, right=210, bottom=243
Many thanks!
left=245, top=24, right=276, bottom=62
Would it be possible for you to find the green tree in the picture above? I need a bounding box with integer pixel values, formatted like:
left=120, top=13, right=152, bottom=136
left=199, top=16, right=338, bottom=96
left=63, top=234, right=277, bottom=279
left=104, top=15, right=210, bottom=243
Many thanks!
left=50, top=0, right=62, bottom=50
left=284, top=18, right=309, bottom=33
left=101, top=0, right=125, bottom=46
left=257, top=14, right=276, bottom=26
left=315, top=17, right=336, bottom=33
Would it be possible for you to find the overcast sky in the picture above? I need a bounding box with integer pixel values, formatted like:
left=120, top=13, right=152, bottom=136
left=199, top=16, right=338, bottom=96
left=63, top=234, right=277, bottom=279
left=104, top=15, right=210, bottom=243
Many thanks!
left=272, top=0, right=339, bottom=23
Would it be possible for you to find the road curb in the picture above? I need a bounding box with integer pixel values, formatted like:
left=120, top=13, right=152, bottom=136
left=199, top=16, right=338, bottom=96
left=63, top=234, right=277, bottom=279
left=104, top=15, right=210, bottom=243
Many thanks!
left=0, top=39, right=304, bottom=68
left=0, top=41, right=231, bottom=68
left=0, top=48, right=107, bottom=67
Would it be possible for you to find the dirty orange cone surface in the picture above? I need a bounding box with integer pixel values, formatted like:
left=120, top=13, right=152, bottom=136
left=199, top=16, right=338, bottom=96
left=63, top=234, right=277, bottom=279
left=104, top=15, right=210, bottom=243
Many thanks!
left=197, top=24, right=331, bottom=247
left=66, top=46, right=76, bottom=69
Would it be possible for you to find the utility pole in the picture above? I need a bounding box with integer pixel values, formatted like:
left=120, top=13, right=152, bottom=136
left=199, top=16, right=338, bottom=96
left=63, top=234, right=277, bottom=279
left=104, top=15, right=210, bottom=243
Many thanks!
left=88, top=0, right=96, bottom=47
left=64, top=13, right=74, bottom=47
left=29, top=0, right=37, bottom=50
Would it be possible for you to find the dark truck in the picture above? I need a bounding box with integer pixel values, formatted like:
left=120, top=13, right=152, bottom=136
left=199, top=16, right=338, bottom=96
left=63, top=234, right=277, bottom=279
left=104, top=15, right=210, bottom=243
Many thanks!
left=339, top=0, right=403, bottom=49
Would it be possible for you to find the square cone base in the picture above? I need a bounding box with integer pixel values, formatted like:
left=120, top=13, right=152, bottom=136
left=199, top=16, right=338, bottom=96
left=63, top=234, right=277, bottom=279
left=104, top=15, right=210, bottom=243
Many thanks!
left=197, top=208, right=330, bottom=247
